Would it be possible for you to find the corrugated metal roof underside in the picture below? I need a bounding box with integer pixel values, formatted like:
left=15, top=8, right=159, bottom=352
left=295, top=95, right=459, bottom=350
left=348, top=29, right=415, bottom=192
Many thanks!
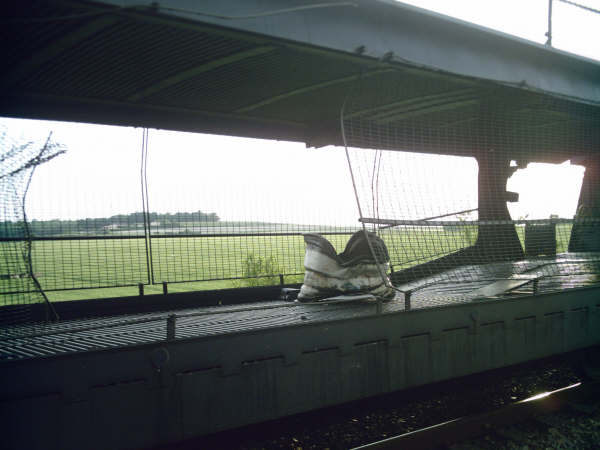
left=19, top=23, right=256, bottom=101
left=0, top=1, right=598, bottom=161
left=0, top=4, right=600, bottom=162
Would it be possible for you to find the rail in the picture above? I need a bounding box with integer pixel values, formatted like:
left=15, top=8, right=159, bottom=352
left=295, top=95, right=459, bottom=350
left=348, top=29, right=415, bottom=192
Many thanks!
left=352, top=381, right=600, bottom=449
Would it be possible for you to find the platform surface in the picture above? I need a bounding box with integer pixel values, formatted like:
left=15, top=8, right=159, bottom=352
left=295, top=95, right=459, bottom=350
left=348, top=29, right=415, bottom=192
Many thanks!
left=1, top=253, right=598, bottom=362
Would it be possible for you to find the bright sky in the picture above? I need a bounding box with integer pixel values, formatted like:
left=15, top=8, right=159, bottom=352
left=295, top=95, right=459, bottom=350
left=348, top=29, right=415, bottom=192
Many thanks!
left=2, top=0, right=598, bottom=224
left=400, top=0, right=599, bottom=62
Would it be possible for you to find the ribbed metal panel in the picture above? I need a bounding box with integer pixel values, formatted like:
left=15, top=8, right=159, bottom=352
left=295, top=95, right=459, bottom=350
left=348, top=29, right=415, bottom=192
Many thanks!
left=0, top=254, right=597, bottom=362
left=1, top=0, right=598, bottom=149
left=145, top=47, right=366, bottom=113
left=18, top=19, right=256, bottom=101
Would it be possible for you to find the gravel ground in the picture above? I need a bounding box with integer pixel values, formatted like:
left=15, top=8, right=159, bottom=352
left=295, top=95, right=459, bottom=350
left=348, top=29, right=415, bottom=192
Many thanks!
left=451, top=405, right=600, bottom=449
left=171, top=357, right=590, bottom=450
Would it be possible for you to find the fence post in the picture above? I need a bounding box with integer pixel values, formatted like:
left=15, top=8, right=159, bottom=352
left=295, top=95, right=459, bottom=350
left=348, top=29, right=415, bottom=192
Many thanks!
left=546, top=0, right=553, bottom=46
left=167, top=314, right=176, bottom=341
left=404, top=290, right=412, bottom=311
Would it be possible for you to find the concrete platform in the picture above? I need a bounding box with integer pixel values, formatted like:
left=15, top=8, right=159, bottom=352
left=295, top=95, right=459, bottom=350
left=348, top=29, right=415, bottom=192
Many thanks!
left=2, top=253, right=598, bottom=362
left=1, top=254, right=599, bottom=449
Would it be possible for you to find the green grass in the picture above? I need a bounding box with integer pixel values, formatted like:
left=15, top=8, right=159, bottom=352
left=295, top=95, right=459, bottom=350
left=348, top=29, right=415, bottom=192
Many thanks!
left=0, top=224, right=574, bottom=305
left=0, top=234, right=338, bottom=305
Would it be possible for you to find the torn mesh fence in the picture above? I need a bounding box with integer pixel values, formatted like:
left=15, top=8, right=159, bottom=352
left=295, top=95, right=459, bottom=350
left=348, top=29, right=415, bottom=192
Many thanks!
left=342, top=78, right=600, bottom=299
left=0, top=125, right=64, bottom=323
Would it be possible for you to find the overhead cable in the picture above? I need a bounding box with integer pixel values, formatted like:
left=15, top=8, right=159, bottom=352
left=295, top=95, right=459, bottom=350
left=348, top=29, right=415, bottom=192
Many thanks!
left=558, top=0, right=600, bottom=15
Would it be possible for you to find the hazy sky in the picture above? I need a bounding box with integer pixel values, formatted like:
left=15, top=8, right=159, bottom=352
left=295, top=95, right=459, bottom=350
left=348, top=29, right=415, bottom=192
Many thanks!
left=400, top=0, right=599, bottom=62
left=1, top=0, right=598, bottom=225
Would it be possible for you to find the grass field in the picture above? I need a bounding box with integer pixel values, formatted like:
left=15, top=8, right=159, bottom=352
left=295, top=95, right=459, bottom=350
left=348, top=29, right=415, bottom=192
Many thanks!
left=0, top=224, right=573, bottom=305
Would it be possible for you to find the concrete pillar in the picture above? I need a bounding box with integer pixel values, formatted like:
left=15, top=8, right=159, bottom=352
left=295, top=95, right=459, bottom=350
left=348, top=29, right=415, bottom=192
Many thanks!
left=569, top=157, right=600, bottom=252
left=475, top=153, right=524, bottom=261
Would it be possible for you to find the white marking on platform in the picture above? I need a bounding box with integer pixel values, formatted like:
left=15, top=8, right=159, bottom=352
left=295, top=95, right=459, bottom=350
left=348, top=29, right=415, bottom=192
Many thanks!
left=470, top=274, right=538, bottom=298
left=301, top=294, right=377, bottom=304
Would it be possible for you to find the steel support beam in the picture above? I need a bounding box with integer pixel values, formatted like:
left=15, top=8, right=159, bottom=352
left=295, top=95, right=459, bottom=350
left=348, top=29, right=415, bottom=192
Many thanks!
left=127, top=46, right=276, bottom=102
left=0, top=92, right=306, bottom=142
left=345, top=87, right=479, bottom=120
left=236, top=68, right=393, bottom=113
left=375, top=98, right=479, bottom=124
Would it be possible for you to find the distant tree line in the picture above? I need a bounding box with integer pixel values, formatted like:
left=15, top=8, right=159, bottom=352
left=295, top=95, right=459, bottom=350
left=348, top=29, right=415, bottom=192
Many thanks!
left=0, top=210, right=219, bottom=237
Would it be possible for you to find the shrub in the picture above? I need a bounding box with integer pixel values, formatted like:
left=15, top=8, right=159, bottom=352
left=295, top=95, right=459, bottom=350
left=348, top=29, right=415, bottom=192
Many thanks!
left=236, top=253, right=282, bottom=287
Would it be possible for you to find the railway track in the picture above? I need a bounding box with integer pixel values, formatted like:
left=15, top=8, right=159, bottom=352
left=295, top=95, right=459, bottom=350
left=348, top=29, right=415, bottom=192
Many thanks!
left=162, top=355, right=597, bottom=450
left=353, top=381, right=600, bottom=449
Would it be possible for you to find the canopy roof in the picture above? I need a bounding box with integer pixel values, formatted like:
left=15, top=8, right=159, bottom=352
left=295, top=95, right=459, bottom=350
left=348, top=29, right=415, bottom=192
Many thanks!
left=1, top=0, right=599, bottom=162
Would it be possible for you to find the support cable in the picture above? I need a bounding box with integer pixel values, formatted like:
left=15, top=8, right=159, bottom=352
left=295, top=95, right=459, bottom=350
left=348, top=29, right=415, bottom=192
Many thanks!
left=140, top=128, right=154, bottom=285
left=546, top=0, right=553, bottom=46
left=558, top=0, right=600, bottom=15
left=340, top=78, right=406, bottom=296
left=143, top=129, right=154, bottom=285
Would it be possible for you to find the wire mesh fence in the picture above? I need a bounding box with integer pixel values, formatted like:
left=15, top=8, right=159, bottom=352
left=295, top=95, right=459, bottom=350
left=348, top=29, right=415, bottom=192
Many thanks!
left=0, top=124, right=65, bottom=323
left=342, top=76, right=600, bottom=298
left=0, top=122, right=366, bottom=309
left=1, top=57, right=599, bottom=318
